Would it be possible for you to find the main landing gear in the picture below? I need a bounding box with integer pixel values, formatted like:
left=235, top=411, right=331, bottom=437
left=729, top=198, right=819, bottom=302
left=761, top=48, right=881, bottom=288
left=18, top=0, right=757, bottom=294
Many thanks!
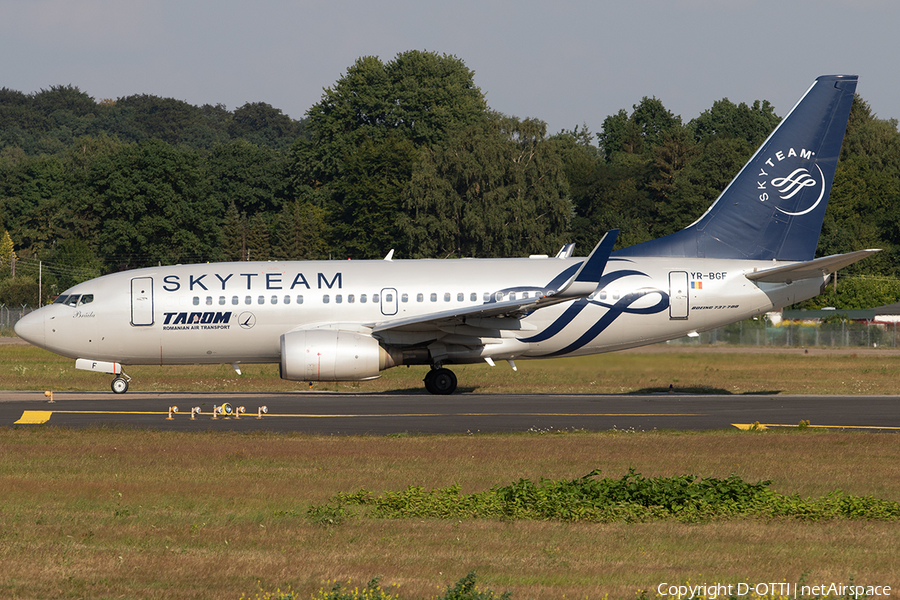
left=424, top=367, right=457, bottom=395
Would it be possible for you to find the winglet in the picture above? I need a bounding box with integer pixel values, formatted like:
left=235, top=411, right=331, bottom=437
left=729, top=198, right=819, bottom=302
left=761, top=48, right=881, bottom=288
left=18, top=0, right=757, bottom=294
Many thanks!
left=555, top=243, right=575, bottom=259
left=552, top=229, right=618, bottom=299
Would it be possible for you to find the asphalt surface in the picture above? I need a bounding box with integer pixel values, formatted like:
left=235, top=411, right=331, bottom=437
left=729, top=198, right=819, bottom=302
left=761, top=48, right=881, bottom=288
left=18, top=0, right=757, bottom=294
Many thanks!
left=2, top=390, right=899, bottom=434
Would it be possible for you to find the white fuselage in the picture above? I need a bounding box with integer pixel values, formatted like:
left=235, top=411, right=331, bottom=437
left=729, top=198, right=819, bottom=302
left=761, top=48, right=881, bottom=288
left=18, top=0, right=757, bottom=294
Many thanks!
left=17, top=255, right=823, bottom=368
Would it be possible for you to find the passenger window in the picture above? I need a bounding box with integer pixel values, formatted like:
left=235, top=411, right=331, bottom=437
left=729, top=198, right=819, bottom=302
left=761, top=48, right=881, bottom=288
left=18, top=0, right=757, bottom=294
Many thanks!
left=599, top=291, right=607, bottom=300
left=245, top=296, right=252, bottom=305
left=360, top=294, right=367, bottom=303
left=336, top=295, right=342, bottom=304
left=470, top=293, right=477, bottom=302
left=348, top=294, right=355, bottom=303
left=323, top=295, right=330, bottom=304
left=430, top=293, right=437, bottom=302
left=385, top=293, right=393, bottom=302
left=522, top=292, right=529, bottom=299
left=271, top=295, right=278, bottom=304
left=483, top=292, right=491, bottom=301
left=510, top=292, right=516, bottom=301
left=206, top=296, right=213, bottom=306
left=258, top=296, right=265, bottom=304
left=79, top=294, right=94, bottom=305
left=284, top=295, right=291, bottom=305
left=457, top=293, right=464, bottom=302
left=417, top=293, right=424, bottom=302
left=401, top=293, right=408, bottom=303
left=495, top=292, right=504, bottom=301
left=219, top=296, right=226, bottom=305
left=232, top=296, right=239, bottom=305
left=372, top=294, right=379, bottom=303
left=613, top=291, right=620, bottom=300
left=444, top=293, right=451, bottom=302
left=297, top=295, right=304, bottom=304
left=193, top=297, right=200, bottom=306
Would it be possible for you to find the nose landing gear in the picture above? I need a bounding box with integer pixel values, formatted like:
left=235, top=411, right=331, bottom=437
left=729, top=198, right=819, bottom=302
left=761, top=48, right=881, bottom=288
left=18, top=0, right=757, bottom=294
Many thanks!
left=111, top=374, right=131, bottom=394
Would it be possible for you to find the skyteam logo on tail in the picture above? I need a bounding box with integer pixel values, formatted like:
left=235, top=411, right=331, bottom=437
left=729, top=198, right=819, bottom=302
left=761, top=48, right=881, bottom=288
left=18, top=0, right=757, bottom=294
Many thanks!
left=756, top=147, right=825, bottom=216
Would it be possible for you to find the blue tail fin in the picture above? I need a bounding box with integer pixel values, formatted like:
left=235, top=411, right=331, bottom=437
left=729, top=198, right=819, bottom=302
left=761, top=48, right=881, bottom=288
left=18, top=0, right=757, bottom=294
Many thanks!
left=616, top=75, right=858, bottom=261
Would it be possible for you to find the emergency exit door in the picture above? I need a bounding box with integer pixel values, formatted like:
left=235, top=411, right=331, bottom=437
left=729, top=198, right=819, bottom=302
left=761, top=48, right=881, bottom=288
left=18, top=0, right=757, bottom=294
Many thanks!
left=668, top=271, right=689, bottom=320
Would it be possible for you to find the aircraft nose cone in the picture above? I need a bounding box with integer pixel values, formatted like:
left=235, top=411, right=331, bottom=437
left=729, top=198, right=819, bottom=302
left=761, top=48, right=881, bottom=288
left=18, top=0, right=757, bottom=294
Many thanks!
left=14, top=309, right=45, bottom=347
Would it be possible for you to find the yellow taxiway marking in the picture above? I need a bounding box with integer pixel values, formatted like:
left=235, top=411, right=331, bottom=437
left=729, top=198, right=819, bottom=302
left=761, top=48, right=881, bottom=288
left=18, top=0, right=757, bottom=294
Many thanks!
left=14, top=410, right=701, bottom=422
left=733, top=423, right=900, bottom=431
left=14, top=411, right=54, bottom=424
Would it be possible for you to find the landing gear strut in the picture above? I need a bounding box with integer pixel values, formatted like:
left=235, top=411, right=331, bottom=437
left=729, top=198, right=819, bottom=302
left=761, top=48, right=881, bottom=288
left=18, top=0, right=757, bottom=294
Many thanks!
left=424, top=367, right=457, bottom=395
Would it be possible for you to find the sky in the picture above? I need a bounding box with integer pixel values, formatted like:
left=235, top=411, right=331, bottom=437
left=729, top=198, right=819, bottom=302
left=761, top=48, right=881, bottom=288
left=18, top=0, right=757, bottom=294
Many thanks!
left=2, top=0, right=898, bottom=138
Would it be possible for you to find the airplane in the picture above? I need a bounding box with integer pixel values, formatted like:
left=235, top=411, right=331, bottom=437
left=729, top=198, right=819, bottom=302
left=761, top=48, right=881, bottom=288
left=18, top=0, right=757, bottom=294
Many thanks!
left=15, top=75, right=876, bottom=395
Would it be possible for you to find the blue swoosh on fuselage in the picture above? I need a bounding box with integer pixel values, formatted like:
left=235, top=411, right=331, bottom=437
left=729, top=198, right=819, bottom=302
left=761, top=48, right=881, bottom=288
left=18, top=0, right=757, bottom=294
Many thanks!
left=521, top=270, right=645, bottom=343
left=522, top=270, right=669, bottom=355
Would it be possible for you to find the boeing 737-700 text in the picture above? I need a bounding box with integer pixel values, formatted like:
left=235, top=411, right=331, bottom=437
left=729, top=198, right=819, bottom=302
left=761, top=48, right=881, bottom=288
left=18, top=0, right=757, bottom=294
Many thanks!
left=15, top=75, right=876, bottom=395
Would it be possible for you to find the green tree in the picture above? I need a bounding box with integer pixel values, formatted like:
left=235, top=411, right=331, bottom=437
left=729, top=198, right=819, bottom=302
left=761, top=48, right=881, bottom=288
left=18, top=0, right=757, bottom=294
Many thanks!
left=221, top=201, right=247, bottom=261
left=229, top=102, right=305, bottom=149
left=245, top=213, right=271, bottom=261
left=291, top=50, right=489, bottom=254
left=689, top=98, right=780, bottom=146
left=819, top=96, right=900, bottom=275
left=31, top=85, right=96, bottom=117
left=204, top=140, right=290, bottom=216
left=795, top=275, right=900, bottom=310
left=112, top=94, right=204, bottom=145
left=84, top=139, right=220, bottom=268
left=0, top=229, right=15, bottom=273
left=39, top=238, right=104, bottom=297
left=402, top=114, right=571, bottom=258
left=330, top=135, right=417, bottom=258
left=0, top=275, right=38, bottom=306
left=274, top=200, right=327, bottom=260
left=0, top=153, right=69, bottom=252
left=598, top=97, right=682, bottom=160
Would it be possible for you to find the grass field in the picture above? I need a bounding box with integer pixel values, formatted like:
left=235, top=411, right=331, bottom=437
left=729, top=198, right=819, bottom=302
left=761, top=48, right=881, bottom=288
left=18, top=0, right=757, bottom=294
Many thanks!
left=1, top=428, right=899, bottom=599
left=2, top=341, right=900, bottom=599
left=5, top=340, right=900, bottom=395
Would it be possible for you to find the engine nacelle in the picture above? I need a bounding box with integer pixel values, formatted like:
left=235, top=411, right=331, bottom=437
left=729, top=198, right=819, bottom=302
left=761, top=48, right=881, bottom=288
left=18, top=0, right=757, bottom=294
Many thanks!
left=280, top=329, right=384, bottom=381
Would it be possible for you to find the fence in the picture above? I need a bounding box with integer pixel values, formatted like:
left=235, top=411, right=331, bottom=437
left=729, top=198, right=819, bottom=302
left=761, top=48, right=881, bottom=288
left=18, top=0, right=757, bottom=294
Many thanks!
left=1, top=306, right=897, bottom=348
left=667, top=317, right=900, bottom=348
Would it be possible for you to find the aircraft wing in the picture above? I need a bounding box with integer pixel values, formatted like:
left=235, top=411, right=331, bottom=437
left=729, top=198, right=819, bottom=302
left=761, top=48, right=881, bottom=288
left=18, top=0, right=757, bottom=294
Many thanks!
left=371, top=230, right=618, bottom=335
left=744, top=249, right=880, bottom=283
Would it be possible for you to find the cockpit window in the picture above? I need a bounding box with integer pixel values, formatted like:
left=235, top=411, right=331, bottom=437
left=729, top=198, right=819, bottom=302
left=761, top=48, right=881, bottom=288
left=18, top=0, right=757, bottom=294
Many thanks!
left=65, top=295, right=81, bottom=307
left=78, top=294, right=94, bottom=306
left=53, top=295, right=69, bottom=305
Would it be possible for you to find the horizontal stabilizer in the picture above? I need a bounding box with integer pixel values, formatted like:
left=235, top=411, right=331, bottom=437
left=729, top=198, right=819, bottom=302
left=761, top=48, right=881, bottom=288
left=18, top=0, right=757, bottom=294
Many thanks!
left=744, top=250, right=880, bottom=283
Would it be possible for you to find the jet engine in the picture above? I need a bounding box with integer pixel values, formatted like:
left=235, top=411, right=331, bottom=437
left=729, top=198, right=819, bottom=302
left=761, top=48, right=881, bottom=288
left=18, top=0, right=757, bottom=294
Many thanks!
left=280, top=329, right=386, bottom=381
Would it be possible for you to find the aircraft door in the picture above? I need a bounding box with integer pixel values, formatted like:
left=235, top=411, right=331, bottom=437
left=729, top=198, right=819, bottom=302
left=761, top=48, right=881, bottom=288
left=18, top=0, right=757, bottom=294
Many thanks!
left=380, top=288, right=398, bottom=316
left=668, top=271, right=689, bottom=320
left=131, top=277, right=154, bottom=326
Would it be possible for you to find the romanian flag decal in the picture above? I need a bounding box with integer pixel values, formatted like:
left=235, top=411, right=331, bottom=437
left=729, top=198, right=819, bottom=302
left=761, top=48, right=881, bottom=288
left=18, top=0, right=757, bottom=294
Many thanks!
left=691, top=281, right=702, bottom=289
